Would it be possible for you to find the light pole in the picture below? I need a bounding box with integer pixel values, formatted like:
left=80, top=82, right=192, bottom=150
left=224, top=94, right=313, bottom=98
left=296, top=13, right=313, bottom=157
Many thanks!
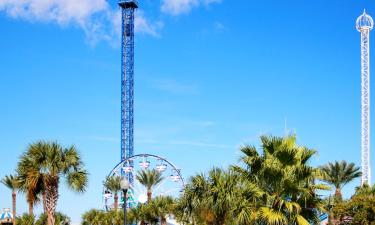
left=120, top=177, right=130, bottom=225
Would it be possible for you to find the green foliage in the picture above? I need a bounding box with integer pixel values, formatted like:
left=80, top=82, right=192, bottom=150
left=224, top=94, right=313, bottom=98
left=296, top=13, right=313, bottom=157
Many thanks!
left=81, top=196, right=175, bottom=225
left=320, top=161, right=361, bottom=200
left=35, top=212, right=71, bottom=225
left=1, top=174, right=19, bottom=191
left=136, top=169, right=164, bottom=192
left=17, top=156, right=43, bottom=214
left=82, top=209, right=106, bottom=225
left=237, top=135, right=327, bottom=225
left=103, top=176, right=122, bottom=210
left=177, top=135, right=327, bottom=225
left=103, top=176, right=121, bottom=194
left=16, top=212, right=70, bottom=225
left=176, top=168, right=255, bottom=225
left=16, top=214, right=35, bottom=225
left=136, top=169, right=164, bottom=201
left=332, top=184, right=375, bottom=225
left=17, top=141, right=88, bottom=225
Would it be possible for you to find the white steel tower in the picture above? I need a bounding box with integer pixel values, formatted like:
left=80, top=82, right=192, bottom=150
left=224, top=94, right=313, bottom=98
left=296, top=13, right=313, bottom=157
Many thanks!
left=356, top=10, right=373, bottom=185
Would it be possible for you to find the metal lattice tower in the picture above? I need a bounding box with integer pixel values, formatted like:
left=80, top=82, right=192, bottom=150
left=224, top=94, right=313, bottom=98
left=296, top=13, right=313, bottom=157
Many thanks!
left=119, top=0, right=138, bottom=188
left=356, top=10, right=373, bottom=186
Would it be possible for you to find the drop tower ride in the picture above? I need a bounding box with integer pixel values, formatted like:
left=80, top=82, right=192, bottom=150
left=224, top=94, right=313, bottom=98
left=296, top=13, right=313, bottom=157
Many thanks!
left=119, top=0, right=138, bottom=186
left=357, top=10, right=373, bottom=186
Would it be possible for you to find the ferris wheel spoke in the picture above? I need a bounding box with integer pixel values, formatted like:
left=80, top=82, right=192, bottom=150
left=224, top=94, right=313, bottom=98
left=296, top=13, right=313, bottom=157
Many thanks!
left=152, top=177, right=168, bottom=193
left=134, top=180, right=146, bottom=195
left=158, top=188, right=181, bottom=196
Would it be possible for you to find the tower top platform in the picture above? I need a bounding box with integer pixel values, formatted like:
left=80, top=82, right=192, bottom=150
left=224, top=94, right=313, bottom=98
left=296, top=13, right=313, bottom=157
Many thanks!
left=357, top=10, right=374, bottom=31
left=118, top=0, right=138, bottom=8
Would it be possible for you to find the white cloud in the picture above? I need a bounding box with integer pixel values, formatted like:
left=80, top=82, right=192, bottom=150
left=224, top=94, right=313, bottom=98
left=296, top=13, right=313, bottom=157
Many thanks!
left=169, top=140, right=232, bottom=149
left=0, top=0, right=108, bottom=25
left=152, top=79, right=198, bottom=94
left=161, top=0, right=222, bottom=16
left=134, top=11, right=163, bottom=37
left=0, top=0, right=161, bottom=44
left=0, top=0, right=222, bottom=43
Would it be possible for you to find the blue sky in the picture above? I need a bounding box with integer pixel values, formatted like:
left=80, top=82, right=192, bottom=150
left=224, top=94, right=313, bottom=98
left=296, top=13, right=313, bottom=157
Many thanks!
left=1, top=0, right=375, bottom=223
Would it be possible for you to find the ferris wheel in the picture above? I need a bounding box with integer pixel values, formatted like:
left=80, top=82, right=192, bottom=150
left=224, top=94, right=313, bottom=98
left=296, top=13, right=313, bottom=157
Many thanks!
left=103, top=154, right=185, bottom=210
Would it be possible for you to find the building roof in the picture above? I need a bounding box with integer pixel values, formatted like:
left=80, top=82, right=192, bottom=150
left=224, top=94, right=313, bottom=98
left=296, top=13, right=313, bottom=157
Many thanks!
left=0, top=209, right=13, bottom=223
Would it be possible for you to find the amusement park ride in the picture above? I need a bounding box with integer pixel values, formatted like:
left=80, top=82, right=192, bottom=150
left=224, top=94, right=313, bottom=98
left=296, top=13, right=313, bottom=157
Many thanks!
left=103, top=0, right=184, bottom=210
left=356, top=10, right=373, bottom=186
left=101, top=2, right=373, bottom=223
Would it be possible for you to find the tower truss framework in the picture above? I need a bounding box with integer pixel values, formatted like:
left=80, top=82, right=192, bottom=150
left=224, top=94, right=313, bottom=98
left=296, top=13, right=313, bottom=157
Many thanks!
left=119, top=0, right=138, bottom=186
left=357, top=10, right=373, bottom=185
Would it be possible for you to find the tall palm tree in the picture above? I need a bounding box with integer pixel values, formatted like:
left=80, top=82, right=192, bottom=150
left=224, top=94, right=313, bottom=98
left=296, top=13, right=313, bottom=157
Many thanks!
left=232, top=135, right=327, bottom=225
left=103, top=176, right=122, bottom=211
left=17, top=155, right=44, bottom=215
left=136, top=169, right=164, bottom=202
left=18, top=141, right=88, bottom=225
left=2, top=174, right=19, bottom=225
left=320, top=160, right=361, bottom=200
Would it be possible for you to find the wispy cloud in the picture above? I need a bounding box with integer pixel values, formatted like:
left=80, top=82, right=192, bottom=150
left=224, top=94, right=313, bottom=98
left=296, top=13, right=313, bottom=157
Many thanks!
left=87, top=136, right=119, bottom=143
left=214, top=21, right=225, bottom=32
left=134, top=11, right=164, bottom=37
left=152, top=79, right=198, bottom=94
left=0, top=0, right=108, bottom=24
left=88, top=135, right=232, bottom=149
left=168, top=140, right=233, bottom=149
left=0, top=0, right=161, bottom=44
left=161, top=0, right=222, bottom=16
left=137, top=138, right=233, bottom=149
left=0, top=0, right=223, bottom=44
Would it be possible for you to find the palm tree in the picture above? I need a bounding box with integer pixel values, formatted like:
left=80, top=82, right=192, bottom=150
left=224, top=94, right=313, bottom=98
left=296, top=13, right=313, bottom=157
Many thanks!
left=152, top=196, right=175, bottom=225
left=106, top=210, right=123, bottom=225
left=320, top=160, right=361, bottom=200
left=18, top=141, right=88, bottom=225
left=136, top=169, right=164, bottom=201
left=128, top=207, right=141, bottom=225
left=82, top=209, right=104, bottom=225
left=103, top=176, right=122, bottom=211
left=232, top=135, right=327, bottom=225
left=16, top=214, right=35, bottom=225
left=138, top=204, right=158, bottom=225
left=2, top=174, right=19, bottom=225
left=17, top=155, right=44, bottom=215
left=354, top=183, right=375, bottom=196
left=177, top=168, right=251, bottom=225
left=35, top=212, right=70, bottom=225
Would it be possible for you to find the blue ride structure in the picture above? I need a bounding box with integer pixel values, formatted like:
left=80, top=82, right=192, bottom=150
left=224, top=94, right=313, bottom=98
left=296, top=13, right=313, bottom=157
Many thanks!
left=119, top=0, right=138, bottom=187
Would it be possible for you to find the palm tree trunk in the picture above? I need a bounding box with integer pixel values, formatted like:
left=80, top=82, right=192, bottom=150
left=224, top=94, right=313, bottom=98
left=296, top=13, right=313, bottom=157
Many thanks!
left=334, top=188, right=342, bottom=201
left=147, top=190, right=152, bottom=202
left=114, top=193, right=118, bottom=211
left=161, top=217, right=167, bottom=225
left=12, top=191, right=16, bottom=225
left=28, top=202, right=34, bottom=216
left=45, top=183, right=59, bottom=225
left=43, top=191, right=47, bottom=213
left=328, top=211, right=333, bottom=225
